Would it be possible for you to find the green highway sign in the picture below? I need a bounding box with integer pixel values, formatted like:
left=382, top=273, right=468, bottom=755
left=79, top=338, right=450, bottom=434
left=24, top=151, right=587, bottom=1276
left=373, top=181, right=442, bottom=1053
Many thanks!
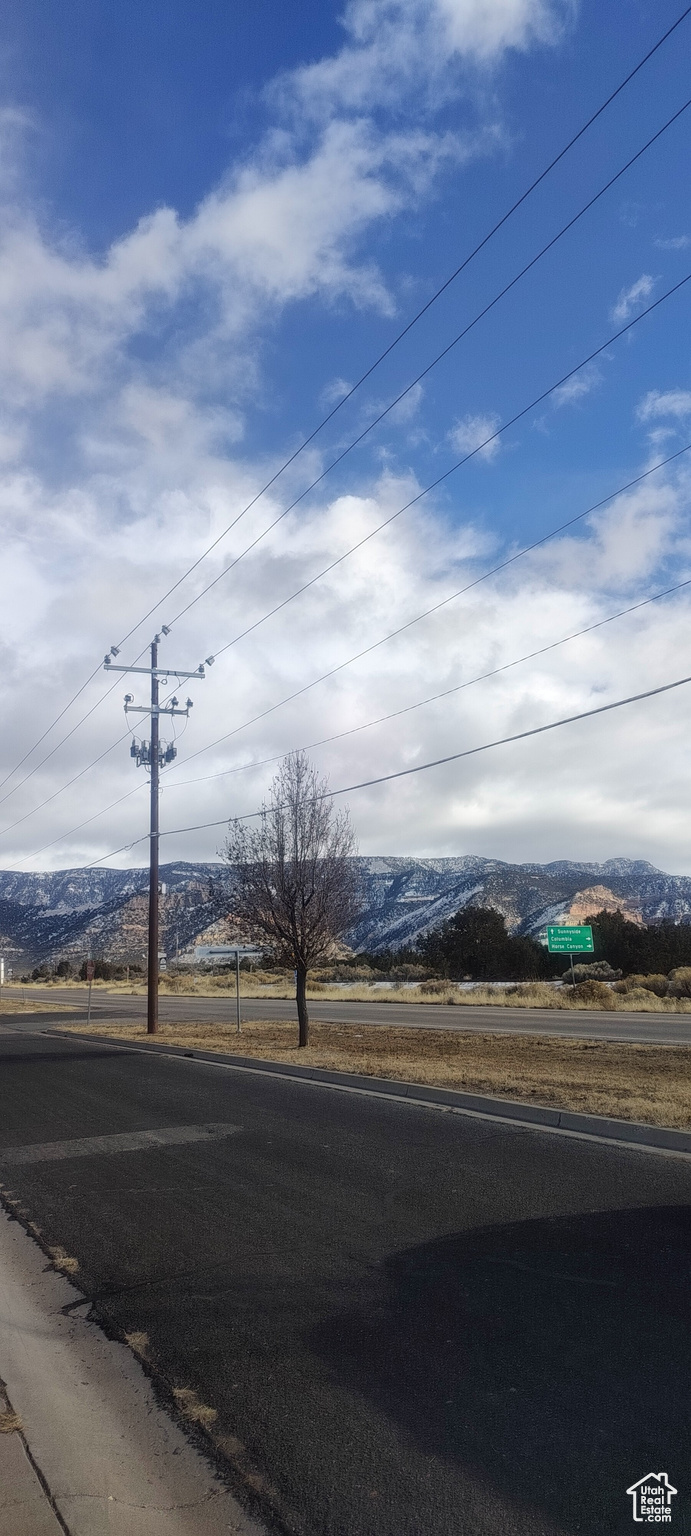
left=547, top=924, right=594, bottom=954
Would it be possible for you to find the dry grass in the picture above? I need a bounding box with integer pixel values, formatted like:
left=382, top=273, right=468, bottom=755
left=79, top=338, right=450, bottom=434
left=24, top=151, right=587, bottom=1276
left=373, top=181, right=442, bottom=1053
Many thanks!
left=173, top=1387, right=218, bottom=1426
left=0, top=1412, right=22, bottom=1434
left=124, top=1331, right=150, bottom=1359
left=47, top=1245, right=79, bottom=1274
left=65, top=1018, right=691, bottom=1130
left=16, top=973, right=691, bottom=1011
left=0, top=996, right=75, bottom=1014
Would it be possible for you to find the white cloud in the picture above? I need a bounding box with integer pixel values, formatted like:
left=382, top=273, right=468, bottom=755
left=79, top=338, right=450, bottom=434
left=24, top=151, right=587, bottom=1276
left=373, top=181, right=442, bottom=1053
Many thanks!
left=9, top=0, right=691, bottom=877
left=287, top=0, right=571, bottom=117
left=1, top=443, right=690, bottom=874
left=654, top=235, right=690, bottom=250
left=610, top=273, right=656, bottom=325
left=551, top=363, right=601, bottom=408
left=449, top=411, right=501, bottom=461
left=320, top=377, right=354, bottom=408
left=638, top=389, right=691, bottom=423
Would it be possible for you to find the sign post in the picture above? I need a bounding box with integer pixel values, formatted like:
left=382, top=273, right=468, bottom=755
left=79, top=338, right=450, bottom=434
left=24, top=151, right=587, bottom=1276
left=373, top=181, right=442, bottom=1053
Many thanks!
left=85, top=958, right=95, bottom=1026
left=546, top=924, right=594, bottom=987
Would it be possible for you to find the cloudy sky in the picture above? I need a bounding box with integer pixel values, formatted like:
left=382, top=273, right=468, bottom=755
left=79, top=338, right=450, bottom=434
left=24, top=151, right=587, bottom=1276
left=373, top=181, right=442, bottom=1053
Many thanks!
left=1, top=0, right=690, bottom=874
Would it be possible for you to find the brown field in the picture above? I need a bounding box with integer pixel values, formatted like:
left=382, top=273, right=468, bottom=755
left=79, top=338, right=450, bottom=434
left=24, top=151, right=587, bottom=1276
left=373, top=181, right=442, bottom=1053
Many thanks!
left=64, top=1018, right=691, bottom=1129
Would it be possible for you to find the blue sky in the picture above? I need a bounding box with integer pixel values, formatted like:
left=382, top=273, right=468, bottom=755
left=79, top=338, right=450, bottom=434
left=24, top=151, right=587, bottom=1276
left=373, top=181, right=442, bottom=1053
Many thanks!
left=0, top=0, right=690, bottom=871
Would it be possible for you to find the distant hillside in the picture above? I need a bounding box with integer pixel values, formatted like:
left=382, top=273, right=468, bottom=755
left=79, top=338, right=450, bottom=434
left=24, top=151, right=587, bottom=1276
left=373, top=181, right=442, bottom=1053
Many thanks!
left=1, top=856, right=691, bottom=968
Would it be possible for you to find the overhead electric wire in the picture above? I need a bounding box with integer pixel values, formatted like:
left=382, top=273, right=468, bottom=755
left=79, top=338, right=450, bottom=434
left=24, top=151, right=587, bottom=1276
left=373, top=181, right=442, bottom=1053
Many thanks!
left=0, top=669, right=130, bottom=816
left=107, top=2, right=691, bottom=649
left=1, top=681, right=196, bottom=872
left=164, top=97, right=691, bottom=634
left=9, top=437, right=690, bottom=860
left=8, top=783, right=147, bottom=869
left=159, top=574, right=691, bottom=793
left=0, top=731, right=132, bottom=844
left=162, top=445, right=691, bottom=777
left=0, top=661, right=105, bottom=797
left=5, top=154, right=687, bottom=839
left=83, top=668, right=691, bottom=865
left=15, top=565, right=691, bottom=866
left=4, top=5, right=685, bottom=801
left=0, top=648, right=197, bottom=833
left=197, top=277, right=691, bottom=665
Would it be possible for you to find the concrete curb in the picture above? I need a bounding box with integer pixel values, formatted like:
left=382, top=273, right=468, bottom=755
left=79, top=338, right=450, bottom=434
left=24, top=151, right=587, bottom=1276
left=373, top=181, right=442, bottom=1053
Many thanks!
left=51, top=1029, right=691, bottom=1157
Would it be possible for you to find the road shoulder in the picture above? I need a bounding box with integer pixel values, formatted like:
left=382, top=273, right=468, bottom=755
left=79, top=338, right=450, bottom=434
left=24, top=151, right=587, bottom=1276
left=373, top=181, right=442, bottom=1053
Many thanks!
left=0, top=1210, right=267, bottom=1536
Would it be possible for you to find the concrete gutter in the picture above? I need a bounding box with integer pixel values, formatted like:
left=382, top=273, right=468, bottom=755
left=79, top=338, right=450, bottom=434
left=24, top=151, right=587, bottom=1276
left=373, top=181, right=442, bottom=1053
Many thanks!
left=53, top=1030, right=691, bottom=1158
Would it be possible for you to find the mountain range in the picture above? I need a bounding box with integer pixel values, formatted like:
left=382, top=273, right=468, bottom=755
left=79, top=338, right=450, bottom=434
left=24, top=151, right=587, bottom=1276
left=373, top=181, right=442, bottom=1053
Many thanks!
left=1, top=856, right=691, bottom=970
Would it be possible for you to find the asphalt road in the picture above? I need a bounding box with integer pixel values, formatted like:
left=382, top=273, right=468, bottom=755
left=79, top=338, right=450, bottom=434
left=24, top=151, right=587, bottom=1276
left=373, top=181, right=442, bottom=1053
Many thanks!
left=0, top=1025, right=689, bottom=1535
left=9, top=983, right=691, bottom=1043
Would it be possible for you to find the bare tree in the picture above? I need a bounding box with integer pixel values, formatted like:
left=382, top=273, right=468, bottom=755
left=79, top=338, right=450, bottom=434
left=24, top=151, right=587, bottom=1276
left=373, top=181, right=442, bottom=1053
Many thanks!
left=223, top=752, right=361, bottom=1046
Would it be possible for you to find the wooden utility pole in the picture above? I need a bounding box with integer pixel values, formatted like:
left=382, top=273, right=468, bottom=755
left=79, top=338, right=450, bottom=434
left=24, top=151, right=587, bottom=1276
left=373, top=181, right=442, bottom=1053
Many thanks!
left=104, top=635, right=208, bottom=1034
left=147, top=636, right=160, bottom=1035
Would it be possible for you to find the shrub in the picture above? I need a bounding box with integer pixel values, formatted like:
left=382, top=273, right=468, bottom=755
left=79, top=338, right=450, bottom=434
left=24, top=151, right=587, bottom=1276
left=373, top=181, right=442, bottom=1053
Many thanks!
left=667, top=967, right=691, bottom=998
left=615, top=973, right=668, bottom=997
left=420, top=978, right=452, bottom=995
left=561, top=961, right=621, bottom=984
left=568, top=979, right=616, bottom=1009
left=620, top=986, right=666, bottom=1007
left=317, top=964, right=383, bottom=982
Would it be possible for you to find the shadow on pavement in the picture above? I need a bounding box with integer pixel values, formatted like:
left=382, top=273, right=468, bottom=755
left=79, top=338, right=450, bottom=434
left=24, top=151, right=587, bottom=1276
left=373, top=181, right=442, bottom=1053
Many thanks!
left=311, top=1204, right=691, bottom=1535
left=0, top=1046, right=136, bottom=1067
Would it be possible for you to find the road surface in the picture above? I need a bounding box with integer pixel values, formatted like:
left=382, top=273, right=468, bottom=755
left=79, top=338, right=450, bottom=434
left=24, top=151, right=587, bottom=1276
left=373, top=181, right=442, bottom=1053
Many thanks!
left=7, top=983, right=691, bottom=1044
left=0, top=1024, right=689, bottom=1535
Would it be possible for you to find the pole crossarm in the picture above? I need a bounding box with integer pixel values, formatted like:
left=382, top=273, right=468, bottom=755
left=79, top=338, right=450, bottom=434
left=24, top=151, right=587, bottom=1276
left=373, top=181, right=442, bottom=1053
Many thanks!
left=104, top=660, right=205, bottom=679
left=125, top=704, right=192, bottom=716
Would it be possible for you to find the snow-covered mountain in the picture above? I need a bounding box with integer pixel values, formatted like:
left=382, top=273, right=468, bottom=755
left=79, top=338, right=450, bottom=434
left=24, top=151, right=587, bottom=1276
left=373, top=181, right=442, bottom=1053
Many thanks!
left=1, top=856, right=691, bottom=967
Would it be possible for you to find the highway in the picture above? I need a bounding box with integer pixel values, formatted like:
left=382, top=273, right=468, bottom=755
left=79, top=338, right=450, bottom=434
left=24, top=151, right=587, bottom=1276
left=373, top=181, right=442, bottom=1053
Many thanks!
left=0, top=1025, right=689, bottom=1536
left=8, top=983, right=691, bottom=1044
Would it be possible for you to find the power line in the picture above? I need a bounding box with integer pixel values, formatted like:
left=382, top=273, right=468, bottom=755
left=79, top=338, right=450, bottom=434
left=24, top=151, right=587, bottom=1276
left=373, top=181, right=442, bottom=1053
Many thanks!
left=164, top=444, right=691, bottom=774
left=3, top=10, right=687, bottom=794
left=0, top=671, right=196, bottom=852
left=7, top=437, right=689, bottom=856
left=108, top=3, right=691, bottom=649
left=0, top=662, right=104, bottom=797
left=103, top=668, right=691, bottom=851
left=6, top=171, right=684, bottom=841
left=14, top=567, right=691, bottom=866
left=182, top=277, right=691, bottom=678
left=0, top=669, right=129, bottom=816
left=7, top=783, right=146, bottom=869
left=164, top=97, right=691, bottom=633
left=0, top=731, right=131, bottom=844
left=160, top=574, right=691, bottom=792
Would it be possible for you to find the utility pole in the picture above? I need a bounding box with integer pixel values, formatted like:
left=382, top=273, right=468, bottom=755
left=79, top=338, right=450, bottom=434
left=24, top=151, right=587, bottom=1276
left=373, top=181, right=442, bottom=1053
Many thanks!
left=148, top=635, right=160, bottom=1036
left=104, top=634, right=212, bottom=1033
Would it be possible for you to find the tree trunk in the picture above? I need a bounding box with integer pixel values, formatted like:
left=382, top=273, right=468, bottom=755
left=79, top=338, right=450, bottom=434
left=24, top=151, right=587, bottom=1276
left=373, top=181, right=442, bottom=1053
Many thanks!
left=296, top=964, right=309, bottom=1048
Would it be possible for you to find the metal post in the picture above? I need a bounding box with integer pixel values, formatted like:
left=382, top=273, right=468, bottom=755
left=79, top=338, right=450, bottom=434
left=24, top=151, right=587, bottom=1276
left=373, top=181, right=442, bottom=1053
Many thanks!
left=570, top=952, right=575, bottom=988
left=147, top=637, right=160, bottom=1035
left=86, top=956, right=94, bottom=1026
left=235, top=949, right=241, bottom=1034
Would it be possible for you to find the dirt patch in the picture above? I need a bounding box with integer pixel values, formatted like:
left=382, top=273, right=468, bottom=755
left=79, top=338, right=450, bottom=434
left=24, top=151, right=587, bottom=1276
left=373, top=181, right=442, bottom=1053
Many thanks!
left=63, top=1019, right=691, bottom=1130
